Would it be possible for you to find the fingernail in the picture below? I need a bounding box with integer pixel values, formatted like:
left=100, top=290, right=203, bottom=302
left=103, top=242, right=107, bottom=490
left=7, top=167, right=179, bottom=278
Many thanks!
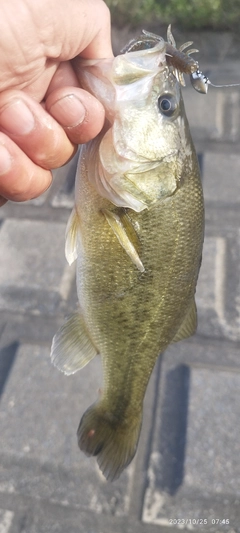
left=0, top=100, right=35, bottom=135
left=49, top=94, right=86, bottom=127
left=0, top=145, right=12, bottom=175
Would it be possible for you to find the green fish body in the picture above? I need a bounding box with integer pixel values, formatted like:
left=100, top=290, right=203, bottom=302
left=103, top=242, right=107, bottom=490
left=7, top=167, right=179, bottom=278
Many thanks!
left=51, top=30, right=204, bottom=481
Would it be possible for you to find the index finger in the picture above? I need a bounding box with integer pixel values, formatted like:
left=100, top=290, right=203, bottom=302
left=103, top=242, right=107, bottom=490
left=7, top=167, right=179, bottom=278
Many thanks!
left=77, top=0, right=113, bottom=59
left=43, top=0, right=113, bottom=60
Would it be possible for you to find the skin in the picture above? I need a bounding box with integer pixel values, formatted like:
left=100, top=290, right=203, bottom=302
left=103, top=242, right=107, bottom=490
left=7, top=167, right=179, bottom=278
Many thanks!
left=0, top=0, right=113, bottom=206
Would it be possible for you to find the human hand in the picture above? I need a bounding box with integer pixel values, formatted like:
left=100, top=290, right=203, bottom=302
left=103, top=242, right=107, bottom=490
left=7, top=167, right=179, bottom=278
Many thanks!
left=0, top=0, right=113, bottom=206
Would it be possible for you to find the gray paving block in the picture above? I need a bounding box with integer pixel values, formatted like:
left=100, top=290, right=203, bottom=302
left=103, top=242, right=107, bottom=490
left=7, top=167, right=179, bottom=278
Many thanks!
left=203, top=152, right=240, bottom=204
left=183, top=367, right=240, bottom=494
left=184, top=88, right=225, bottom=141
left=196, top=234, right=240, bottom=341
left=24, top=509, right=103, bottom=533
left=18, top=502, right=170, bottom=533
left=0, top=343, right=134, bottom=516
left=19, top=503, right=121, bottom=533
left=196, top=236, right=224, bottom=339
left=169, top=336, right=240, bottom=370
left=0, top=341, right=19, bottom=401
left=0, top=219, right=74, bottom=314
left=142, top=347, right=240, bottom=530
left=183, top=85, right=240, bottom=143
left=0, top=509, right=14, bottom=533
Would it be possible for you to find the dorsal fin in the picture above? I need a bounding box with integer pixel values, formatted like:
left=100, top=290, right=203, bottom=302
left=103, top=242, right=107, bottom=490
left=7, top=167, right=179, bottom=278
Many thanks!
left=172, top=298, right=197, bottom=343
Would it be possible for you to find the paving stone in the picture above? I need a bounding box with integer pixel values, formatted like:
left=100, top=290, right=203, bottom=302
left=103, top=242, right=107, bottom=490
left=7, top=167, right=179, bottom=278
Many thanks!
left=183, top=367, right=240, bottom=494
left=0, top=343, right=134, bottom=517
left=0, top=509, right=14, bottom=533
left=203, top=152, right=240, bottom=204
left=184, top=78, right=240, bottom=142
left=17, top=501, right=169, bottom=533
left=196, top=236, right=225, bottom=339
left=0, top=219, right=74, bottom=314
left=25, top=509, right=105, bottom=533
left=142, top=347, right=240, bottom=530
left=184, top=88, right=228, bottom=142
left=162, top=336, right=240, bottom=370
left=0, top=342, right=18, bottom=398
left=196, top=234, right=240, bottom=341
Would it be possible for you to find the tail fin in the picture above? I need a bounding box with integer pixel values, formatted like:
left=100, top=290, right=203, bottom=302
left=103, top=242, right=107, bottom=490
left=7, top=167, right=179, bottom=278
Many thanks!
left=77, top=403, right=142, bottom=481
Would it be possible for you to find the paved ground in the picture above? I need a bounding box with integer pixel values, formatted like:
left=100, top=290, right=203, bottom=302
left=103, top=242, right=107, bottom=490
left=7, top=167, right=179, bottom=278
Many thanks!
left=0, top=27, right=240, bottom=533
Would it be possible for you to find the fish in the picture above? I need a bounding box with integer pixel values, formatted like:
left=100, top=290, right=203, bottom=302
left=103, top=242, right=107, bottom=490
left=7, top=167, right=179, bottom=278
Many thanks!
left=50, top=26, right=204, bottom=481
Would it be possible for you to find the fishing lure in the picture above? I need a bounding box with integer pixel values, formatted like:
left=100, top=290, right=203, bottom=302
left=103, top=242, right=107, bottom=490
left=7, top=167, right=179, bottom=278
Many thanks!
left=130, top=25, right=240, bottom=95
left=190, top=69, right=240, bottom=94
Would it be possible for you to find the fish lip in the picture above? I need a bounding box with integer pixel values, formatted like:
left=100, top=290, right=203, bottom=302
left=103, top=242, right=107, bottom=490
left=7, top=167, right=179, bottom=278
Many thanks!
left=121, top=34, right=166, bottom=55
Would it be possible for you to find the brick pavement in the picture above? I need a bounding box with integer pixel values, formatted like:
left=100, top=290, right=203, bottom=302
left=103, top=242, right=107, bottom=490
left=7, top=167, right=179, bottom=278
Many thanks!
left=0, top=29, right=240, bottom=533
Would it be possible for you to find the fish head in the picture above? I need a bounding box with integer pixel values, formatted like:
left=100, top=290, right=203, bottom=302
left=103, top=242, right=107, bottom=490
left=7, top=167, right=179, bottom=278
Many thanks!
left=74, top=33, right=194, bottom=211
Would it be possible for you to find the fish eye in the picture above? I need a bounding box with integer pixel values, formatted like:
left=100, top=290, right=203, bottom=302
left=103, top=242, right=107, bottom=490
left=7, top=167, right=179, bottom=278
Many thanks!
left=158, top=94, right=178, bottom=117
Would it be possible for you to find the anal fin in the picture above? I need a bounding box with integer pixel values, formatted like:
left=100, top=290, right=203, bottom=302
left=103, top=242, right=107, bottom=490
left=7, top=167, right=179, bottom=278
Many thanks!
left=50, top=312, right=98, bottom=375
left=102, top=208, right=145, bottom=272
left=172, top=298, right=197, bottom=343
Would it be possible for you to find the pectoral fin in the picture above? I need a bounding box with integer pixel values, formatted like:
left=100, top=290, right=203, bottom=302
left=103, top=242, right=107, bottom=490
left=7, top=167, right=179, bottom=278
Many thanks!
left=172, top=298, right=197, bottom=343
left=50, top=312, right=98, bottom=375
left=102, top=208, right=145, bottom=272
left=65, top=207, right=81, bottom=265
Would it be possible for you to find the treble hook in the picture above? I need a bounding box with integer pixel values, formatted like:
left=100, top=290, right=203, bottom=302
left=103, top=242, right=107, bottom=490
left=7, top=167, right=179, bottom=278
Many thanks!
left=190, top=69, right=240, bottom=94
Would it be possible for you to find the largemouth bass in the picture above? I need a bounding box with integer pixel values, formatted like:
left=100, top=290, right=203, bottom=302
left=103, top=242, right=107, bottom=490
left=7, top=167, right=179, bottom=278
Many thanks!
left=51, top=27, right=204, bottom=481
